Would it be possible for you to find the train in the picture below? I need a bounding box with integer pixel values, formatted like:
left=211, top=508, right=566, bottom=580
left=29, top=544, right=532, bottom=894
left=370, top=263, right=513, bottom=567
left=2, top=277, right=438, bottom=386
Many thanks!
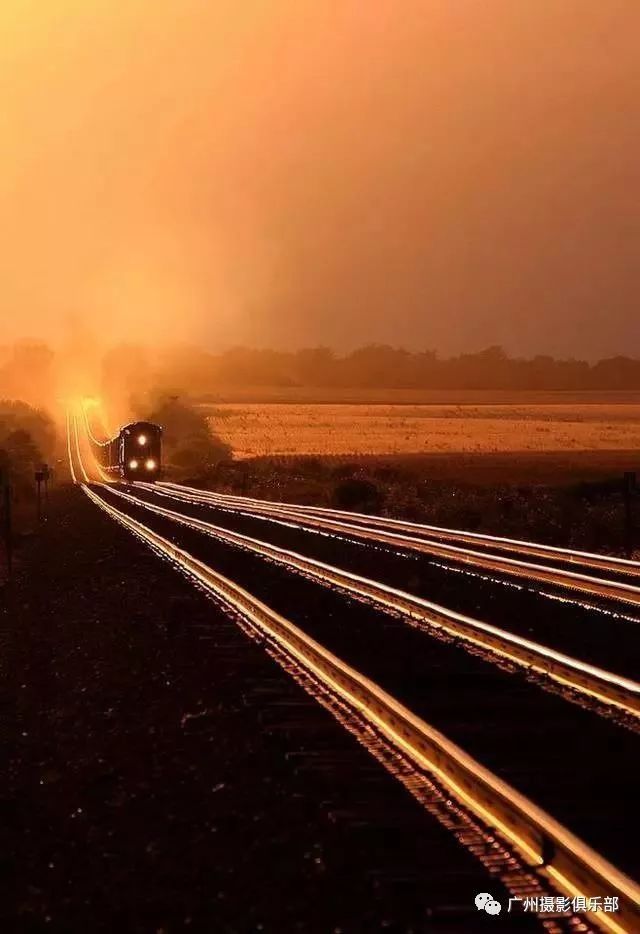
left=97, top=421, right=163, bottom=482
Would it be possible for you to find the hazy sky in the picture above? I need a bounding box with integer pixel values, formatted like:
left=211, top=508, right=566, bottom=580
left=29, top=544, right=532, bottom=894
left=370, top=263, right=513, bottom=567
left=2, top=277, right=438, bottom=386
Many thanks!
left=0, top=1, right=637, bottom=357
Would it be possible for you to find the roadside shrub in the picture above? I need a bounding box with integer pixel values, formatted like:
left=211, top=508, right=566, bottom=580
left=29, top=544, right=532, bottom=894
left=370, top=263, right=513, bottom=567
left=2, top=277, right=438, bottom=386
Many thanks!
left=330, top=462, right=359, bottom=480
left=0, top=401, right=56, bottom=500
left=144, top=396, right=232, bottom=476
left=0, top=400, right=55, bottom=460
left=331, top=478, right=381, bottom=512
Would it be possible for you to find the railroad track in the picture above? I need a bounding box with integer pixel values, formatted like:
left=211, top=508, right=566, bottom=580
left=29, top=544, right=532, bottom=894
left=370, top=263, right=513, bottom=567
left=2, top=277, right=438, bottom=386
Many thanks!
left=162, top=482, right=640, bottom=583
left=78, top=480, right=638, bottom=933
left=67, top=416, right=640, bottom=932
left=132, top=481, right=640, bottom=687
left=149, top=482, right=640, bottom=612
left=104, top=483, right=640, bottom=724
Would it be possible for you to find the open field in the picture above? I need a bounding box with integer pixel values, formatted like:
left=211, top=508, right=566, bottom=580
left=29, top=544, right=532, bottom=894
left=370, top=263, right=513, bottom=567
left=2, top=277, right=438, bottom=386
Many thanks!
left=204, top=400, right=640, bottom=459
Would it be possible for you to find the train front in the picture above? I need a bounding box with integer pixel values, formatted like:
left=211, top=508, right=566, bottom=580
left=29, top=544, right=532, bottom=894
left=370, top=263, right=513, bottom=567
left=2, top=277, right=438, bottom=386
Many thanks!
left=120, top=422, right=163, bottom=481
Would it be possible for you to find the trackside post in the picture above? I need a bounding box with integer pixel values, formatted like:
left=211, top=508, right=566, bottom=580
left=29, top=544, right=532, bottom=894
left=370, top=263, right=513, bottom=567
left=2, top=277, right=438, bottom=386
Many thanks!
left=42, top=463, right=51, bottom=508
left=35, top=469, right=44, bottom=522
left=0, top=468, right=12, bottom=579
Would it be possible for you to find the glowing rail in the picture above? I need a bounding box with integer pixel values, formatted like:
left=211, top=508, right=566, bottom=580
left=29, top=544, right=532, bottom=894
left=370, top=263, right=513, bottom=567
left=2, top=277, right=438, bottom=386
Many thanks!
left=80, top=482, right=640, bottom=934
left=81, top=403, right=110, bottom=447
left=161, top=483, right=640, bottom=579
left=155, top=483, right=640, bottom=610
left=71, top=410, right=111, bottom=483
left=67, top=421, right=640, bottom=932
left=105, top=485, right=640, bottom=721
left=66, top=410, right=78, bottom=485
left=80, top=399, right=116, bottom=450
left=71, top=410, right=90, bottom=484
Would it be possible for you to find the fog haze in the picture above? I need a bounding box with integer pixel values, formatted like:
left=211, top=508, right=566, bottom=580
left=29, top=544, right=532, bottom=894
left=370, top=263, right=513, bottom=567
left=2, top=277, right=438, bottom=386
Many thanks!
left=0, top=1, right=638, bottom=357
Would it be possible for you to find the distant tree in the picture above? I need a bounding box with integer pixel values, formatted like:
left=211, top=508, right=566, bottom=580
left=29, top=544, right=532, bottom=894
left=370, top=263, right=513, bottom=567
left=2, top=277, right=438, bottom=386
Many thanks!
left=0, top=401, right=55, bottom=461
left=155, top=345, right=221, bottom=396
left=591, top=356, right=640, bottom=390
left=139, top=344, right=640, bottom=393
left=3, top=429, right=40, bottom=466
left=293, top=347, right=336, bottom=385
left=144, top=396, right=231, bottom=474
left=331, top=477, right=382, bottom=512
left=0, top=419, right=50, bottom=499
left=340, top=344, right=411, bottom=387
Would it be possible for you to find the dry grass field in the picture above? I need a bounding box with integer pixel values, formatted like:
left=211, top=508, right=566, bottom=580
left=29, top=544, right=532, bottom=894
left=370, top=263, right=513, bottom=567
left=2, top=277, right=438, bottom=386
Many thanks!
left=204, top=400, right=640, bottom=459
left=194, top=392, right=640, bottom=550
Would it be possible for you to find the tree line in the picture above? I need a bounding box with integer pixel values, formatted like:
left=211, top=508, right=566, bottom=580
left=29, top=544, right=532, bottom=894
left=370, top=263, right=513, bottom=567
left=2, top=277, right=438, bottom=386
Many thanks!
left=3, top=341, right=640, bottom=407
left=0, top=400, right=56, bottom=501
left=155, top=344, right=640, bottom=392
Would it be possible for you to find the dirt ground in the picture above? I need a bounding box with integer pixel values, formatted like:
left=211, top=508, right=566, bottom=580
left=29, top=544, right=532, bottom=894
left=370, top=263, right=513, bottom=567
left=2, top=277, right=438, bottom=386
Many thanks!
left=2, top=486, right=518, bottom=934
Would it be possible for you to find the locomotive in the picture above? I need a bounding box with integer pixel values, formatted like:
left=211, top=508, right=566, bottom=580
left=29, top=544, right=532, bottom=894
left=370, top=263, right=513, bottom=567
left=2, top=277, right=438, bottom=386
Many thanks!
left=99, top=421, right=163, bottom=482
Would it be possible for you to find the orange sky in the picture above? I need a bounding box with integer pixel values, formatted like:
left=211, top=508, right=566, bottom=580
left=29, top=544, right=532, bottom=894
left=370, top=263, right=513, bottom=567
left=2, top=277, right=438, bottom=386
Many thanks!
left=0, top=1, right=638, bottom=357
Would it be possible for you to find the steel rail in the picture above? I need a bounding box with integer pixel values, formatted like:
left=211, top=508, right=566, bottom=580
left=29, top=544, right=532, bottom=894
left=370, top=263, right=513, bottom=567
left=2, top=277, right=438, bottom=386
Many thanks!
left=66, top=410, right=78, bottom=485
left=161, top=482, right=640, bottom=580
left=72, top=412, right=112, bottom=483
left=82, top=482, right=640, bottom=934
left=107, top=485, right=640, bottom=720
left=161, top=482, right=640, bottom=577
left=148, top=483, right=640, bottom=610
left=81, top=404, right=110, bottom=447
left=71, top=410, right=91, bottom=484
left=79, top=408, right=120, bottom=482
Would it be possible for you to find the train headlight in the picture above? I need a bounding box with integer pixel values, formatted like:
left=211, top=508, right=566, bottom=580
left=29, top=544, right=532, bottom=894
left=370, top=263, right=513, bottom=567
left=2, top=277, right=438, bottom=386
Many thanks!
left=138, top=435, right=147, bottom=446
left=145, top=458, right=157, bottom=471
left=129, top=459, right=139, bottom=470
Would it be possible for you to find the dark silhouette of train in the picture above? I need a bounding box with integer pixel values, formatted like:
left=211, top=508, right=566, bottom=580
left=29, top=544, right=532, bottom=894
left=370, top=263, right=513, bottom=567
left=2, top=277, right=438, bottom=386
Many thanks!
left=99, top=421, right=163, bottom=481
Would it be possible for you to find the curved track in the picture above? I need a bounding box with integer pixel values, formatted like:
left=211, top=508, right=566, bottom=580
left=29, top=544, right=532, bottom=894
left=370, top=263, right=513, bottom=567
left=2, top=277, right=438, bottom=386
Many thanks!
left=156, top=482, right=640, bottom=611
left=68, top=413, right=640, bottom=933
left=108, top=483, right=640, bottom=724
left=130, top=481, right=640, bottom=689
left=164, top=483, right=640, bottom=582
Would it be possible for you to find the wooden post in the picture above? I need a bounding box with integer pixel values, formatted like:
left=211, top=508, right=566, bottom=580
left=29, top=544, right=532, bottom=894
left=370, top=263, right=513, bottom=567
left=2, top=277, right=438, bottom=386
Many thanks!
left=0, top=469, right=12, bottom=579
left=43, top=463, right=50, bottom=508
left=35, top=469, right=44, bottom=522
